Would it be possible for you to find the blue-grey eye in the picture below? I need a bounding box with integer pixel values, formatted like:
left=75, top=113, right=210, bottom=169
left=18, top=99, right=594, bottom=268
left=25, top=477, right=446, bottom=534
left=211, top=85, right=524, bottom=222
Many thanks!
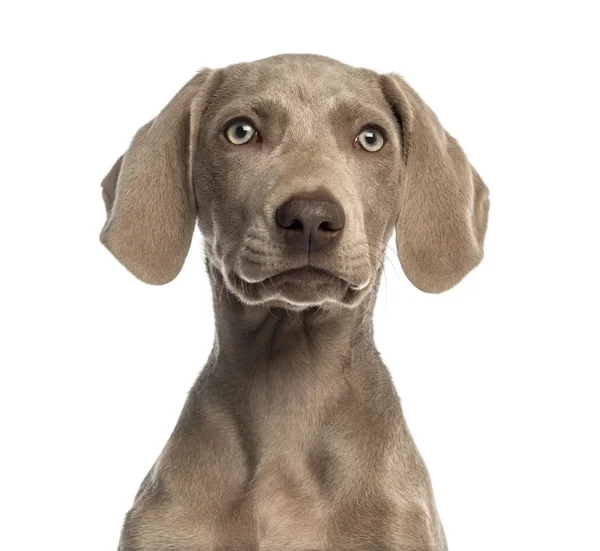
left=355, top=128, right=384, bottom=152
left=225, top=120, right=257, bottom=145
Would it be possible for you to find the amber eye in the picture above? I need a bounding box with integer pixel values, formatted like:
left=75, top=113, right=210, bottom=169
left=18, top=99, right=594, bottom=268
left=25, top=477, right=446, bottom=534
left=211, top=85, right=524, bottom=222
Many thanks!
left=225, top=120, right=258, bottom=145
left=355, top=128, right=384, bottom=152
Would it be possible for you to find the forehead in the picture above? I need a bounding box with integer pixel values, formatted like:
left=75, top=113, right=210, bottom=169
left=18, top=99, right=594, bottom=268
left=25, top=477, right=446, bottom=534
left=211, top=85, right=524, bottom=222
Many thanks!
left=212, top=55, right=392, bottom=124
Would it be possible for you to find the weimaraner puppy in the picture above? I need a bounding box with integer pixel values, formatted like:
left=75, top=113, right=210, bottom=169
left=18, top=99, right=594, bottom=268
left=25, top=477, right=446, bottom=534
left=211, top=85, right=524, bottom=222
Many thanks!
left=100, top=54, right=489, bottom=551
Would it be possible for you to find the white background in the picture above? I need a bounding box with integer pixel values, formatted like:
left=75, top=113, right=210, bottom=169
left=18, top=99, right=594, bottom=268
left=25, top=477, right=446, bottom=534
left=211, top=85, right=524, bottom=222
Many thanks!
left=1, top=1, right=598, bottom=550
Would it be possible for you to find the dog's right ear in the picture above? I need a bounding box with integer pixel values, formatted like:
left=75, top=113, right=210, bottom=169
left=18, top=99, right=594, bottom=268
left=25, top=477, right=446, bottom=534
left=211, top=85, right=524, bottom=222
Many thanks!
left=100, top=69, right=218, bottom=285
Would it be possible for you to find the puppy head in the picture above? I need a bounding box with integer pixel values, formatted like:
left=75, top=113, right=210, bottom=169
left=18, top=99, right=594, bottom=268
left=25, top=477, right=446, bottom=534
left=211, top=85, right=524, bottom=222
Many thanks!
left=101, top=55, right=489, bottom=309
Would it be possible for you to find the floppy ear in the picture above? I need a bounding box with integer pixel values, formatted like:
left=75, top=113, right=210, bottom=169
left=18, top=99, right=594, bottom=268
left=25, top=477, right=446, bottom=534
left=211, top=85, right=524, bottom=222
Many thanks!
left=381, top=74, right=490, bottom=293
left=100, top=69, right=217, bottom=284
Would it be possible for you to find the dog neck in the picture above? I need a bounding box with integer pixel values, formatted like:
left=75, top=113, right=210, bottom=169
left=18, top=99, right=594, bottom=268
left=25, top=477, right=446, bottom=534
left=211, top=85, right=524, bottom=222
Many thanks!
left=203, top=262, right=382, bottom=422
left=208, top=263, right=377, bottom=363
left=177, top=261, right=401, bottom=488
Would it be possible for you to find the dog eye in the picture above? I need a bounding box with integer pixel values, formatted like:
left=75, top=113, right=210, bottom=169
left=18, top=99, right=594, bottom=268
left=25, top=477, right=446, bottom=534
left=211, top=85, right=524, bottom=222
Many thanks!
left=225, top=120, right=258, bottom=145
left=355, top=128, right=384, bottom=152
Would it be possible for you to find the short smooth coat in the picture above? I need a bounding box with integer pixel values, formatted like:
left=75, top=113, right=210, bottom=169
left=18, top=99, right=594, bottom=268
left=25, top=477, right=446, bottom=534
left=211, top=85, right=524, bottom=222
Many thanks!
left=100, top=54, right=490, bottom=551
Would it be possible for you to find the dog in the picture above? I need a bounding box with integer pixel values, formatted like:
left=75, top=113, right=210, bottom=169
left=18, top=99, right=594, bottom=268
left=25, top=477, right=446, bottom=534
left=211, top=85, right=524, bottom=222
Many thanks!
left=100, top=54, right=489, bottom=551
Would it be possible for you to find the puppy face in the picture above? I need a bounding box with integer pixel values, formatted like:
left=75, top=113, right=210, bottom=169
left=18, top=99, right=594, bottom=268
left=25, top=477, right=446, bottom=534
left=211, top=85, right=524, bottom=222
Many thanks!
left=100, top=55, right=489, bottom=309
left=194, top=57, right=402, bottom=309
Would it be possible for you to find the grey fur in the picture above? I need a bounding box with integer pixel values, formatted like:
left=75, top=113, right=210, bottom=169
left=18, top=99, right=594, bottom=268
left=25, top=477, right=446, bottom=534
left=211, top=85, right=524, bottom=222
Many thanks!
left=100, top=54, right=489, bottom=550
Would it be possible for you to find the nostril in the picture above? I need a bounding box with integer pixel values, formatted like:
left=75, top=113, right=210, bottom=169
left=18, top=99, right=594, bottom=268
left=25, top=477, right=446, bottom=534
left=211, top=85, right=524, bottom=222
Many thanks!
left=318, top=203, right=345, bottom=233
left=319, top=221, right=338, bottom=232
left=288, top=219, right=303, bottom=231
left=276, top=204, right=305, bottom=231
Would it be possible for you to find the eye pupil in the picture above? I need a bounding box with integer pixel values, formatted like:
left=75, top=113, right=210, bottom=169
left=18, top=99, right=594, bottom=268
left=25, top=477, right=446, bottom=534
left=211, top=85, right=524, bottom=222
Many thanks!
left=356, top=128, right=384, bottom=152
left=226, top=121, right=257, bottom=144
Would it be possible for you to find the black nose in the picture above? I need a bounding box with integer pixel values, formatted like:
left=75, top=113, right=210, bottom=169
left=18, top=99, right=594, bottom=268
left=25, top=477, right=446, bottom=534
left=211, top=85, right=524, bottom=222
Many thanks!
left=275, top=196, right=346, bottom=252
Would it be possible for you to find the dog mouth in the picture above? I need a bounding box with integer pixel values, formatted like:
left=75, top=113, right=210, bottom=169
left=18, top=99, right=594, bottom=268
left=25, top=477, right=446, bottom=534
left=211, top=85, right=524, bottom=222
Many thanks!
left=227, top=265, right=366, bottom=309
left=265, top=266, right=354, bottom=286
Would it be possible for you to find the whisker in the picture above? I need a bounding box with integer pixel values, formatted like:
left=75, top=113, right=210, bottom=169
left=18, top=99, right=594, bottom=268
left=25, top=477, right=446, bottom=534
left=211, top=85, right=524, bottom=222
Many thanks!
left=351, top=239, right=402, bottom=284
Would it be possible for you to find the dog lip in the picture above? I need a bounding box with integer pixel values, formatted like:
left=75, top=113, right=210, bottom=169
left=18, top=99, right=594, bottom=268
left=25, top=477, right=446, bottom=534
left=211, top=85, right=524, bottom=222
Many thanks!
left=231, top=264, right=368, bottom=292
left=267, top=266, right=348, bottom=285
left=228, top=264, right=370, bottom=308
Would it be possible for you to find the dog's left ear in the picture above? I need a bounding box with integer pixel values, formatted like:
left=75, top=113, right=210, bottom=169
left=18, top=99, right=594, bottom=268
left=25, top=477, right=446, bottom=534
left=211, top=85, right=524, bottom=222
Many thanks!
left=380, top=74, right=490, bottom=293
left=100, top=69, right=218, bottom=285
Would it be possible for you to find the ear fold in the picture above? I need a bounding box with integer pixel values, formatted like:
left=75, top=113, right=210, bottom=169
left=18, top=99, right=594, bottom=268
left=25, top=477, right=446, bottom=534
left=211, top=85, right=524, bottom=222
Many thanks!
left=381, top=74, right=490, bottom=293
left=100, top=69, right=217, bottom=284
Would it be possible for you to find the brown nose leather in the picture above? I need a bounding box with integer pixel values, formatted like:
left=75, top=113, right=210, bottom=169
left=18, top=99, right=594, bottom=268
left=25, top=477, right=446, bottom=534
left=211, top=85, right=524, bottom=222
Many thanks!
left=276, top=196, right=346, bottom=252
